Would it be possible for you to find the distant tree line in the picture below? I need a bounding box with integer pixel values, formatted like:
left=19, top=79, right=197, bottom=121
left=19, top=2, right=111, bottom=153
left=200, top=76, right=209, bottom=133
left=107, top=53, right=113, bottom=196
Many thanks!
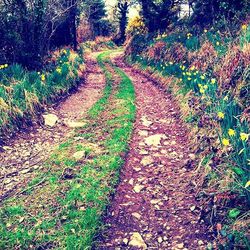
left=114, top=0, right=249, bottom=43
left=0, top=0, right=248, bottom=68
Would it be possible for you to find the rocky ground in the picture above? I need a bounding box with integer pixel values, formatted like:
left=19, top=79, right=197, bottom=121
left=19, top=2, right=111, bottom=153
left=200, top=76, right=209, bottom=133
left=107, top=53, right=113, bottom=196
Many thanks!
left=96, top=52, right=210, bottom=250
left=0, top=51, right=210, bottom=249
left=0, top=52, right=105, bottom=202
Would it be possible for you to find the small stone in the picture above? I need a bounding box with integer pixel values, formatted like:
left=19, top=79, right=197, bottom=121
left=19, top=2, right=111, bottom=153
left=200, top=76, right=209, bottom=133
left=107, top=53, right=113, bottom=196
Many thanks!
left=189, top=154, right=196, bottom=160
left=129, top=179, right=134, bottom=185
left=161, top=149, right=168, bottom=154
left=138, top=130, right=149, bottom=137
left=198, top=240, right=204, bottom=246
left=139, top=150, right=149, bottom=155
left=3, top=146, right=12, bottom=151
left=134, top=167, right=141, bottom=172
left=144, top=134, right=166, bottom=146
left=176, top=243, right=184, bottom=249
left=134, top=184, right=144, bottom=193
left=73, top=151, right=85, bottom=160
left=123, top=238, right=129, bottom=245
left=158, top=236, right=163, bottom=243
left=141, top=156, right=154, bottom=166
left=190, top=205, right=196, bottom=212
left=132, top=212, right=141, bottom=220
left=141, top=116, right=153, bottom=127
left=20, top=169, right=30, bottom=174
left=66, top=121, right=86, bottom=128
left=129, top=232, right=147, bottom=249
left=150, top=199, right=161, bottom=205
left=43, top=114, right=58, bottom=127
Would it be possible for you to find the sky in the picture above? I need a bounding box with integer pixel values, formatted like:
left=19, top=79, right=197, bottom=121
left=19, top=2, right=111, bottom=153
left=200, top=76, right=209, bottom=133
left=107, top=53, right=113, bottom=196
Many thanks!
left=105, top=0, right=140, bottom=19
left=104, top=1, right=190, bottom=19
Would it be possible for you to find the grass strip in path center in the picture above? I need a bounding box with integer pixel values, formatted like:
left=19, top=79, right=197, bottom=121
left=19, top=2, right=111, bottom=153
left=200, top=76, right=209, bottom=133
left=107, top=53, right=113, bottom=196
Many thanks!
left=0, top=50, right=136, bottom=250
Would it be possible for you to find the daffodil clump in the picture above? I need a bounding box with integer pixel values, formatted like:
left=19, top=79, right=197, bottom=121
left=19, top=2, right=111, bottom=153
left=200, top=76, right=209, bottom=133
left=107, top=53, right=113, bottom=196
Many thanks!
left=130, top=27, right=250, bottom=206
left=0, top=64, right=8, bottom=70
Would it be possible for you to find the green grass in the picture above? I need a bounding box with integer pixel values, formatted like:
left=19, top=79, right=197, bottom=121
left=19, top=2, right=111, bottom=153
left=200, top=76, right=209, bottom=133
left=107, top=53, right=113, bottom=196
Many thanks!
left=0, top=50, right=136, bottom=249
left=127, top=31, right=250, bottom=248
left=0, top=49, right=83, bottom=137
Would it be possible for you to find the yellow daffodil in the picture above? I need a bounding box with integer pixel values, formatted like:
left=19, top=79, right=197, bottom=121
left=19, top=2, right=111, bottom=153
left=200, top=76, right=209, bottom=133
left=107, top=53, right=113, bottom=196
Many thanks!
left=188, top=77, right=192, bottom=81
left=199, top=88, right=205, bottom=94
left=222, top=138, right=230, bottom=146
left=183, top=72, right=186, bottom=76
left=240, top=133, right=249, bottom=141
left=169, top=61, right=173, bottom=65
left=204, top=29, right=208, bottom=33
left=198, top=83, right=202, bottom=88
left=203, top=85, right=208, bottom=90
left=217, top=112, right=225, bottom=119
left=201, top=75, right=205, bottom=80
left=223, top=96, right=228, bottom=101
left=228, top=129, right=235, bottom=136
left=242, top=24, right=247, bottom=31
left=245, top=181, right=250, bottom=188
left=216, top=41, right=220, bottom=46
left=41, top=74, right=46, bottom=81
left=211, top=78, right=216, bottom=84
left=56, top=68, right=62, bottom=74
left=190, top=65, right=196, bottom=71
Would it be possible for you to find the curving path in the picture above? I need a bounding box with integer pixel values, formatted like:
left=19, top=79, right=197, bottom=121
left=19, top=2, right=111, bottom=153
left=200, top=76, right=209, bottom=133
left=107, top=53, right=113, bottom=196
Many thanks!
left=97, top=52, right=209, bottom=250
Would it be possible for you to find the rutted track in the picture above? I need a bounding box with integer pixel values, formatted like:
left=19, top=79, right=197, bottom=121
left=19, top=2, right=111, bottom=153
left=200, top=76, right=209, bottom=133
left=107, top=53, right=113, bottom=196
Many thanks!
left=97, top=52, right=209, bottom=250
left=0, top=52, right=105, bottom=202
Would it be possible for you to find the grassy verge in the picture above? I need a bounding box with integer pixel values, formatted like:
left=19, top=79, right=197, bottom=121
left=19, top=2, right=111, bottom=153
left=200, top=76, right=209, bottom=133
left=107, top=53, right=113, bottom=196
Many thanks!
left=0, top=50, right=135, bottom=249
left=0, top=48, right=85, bottom=137
left=127, top=52, right=250, bottom=248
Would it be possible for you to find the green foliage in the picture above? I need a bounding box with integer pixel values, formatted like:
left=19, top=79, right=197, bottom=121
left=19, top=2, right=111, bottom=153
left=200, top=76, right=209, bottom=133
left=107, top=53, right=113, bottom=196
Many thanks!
left=0, top=48, right=84, bottom=136
left=126, top=23, right=250, bottom=248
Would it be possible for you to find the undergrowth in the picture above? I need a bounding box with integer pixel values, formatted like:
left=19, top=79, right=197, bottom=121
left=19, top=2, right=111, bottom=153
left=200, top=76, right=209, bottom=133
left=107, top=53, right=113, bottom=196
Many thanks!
left=0, top=50, right=136, bottom=249
left=125, top=24, right=250, bottom=249
left=0, top=48, right=85, bottom=138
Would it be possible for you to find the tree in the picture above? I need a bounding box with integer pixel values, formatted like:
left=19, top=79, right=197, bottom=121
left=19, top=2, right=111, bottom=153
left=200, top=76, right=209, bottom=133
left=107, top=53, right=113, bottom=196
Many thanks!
left=117, top=1, right=129, bottom=44
left=190, top=0, right=250, bottom=27
left=138, top=0, right=181, bottom=33
left=0, top=0, right=80, bottom=68
left=112, top=0, right=137, bottom=44
left=81, top=0, right=107, bottom=38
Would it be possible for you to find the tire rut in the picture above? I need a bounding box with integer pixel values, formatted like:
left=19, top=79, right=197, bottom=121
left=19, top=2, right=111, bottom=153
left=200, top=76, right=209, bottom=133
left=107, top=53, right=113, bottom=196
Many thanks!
left=96, top=52, right=209, bottom=250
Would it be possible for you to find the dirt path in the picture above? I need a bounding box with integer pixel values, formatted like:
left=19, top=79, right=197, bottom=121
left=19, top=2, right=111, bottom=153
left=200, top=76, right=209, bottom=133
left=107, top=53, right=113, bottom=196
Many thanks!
left=0, top=52, right=105, bottom=201
left=97, top=52, right=209, bottom=250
